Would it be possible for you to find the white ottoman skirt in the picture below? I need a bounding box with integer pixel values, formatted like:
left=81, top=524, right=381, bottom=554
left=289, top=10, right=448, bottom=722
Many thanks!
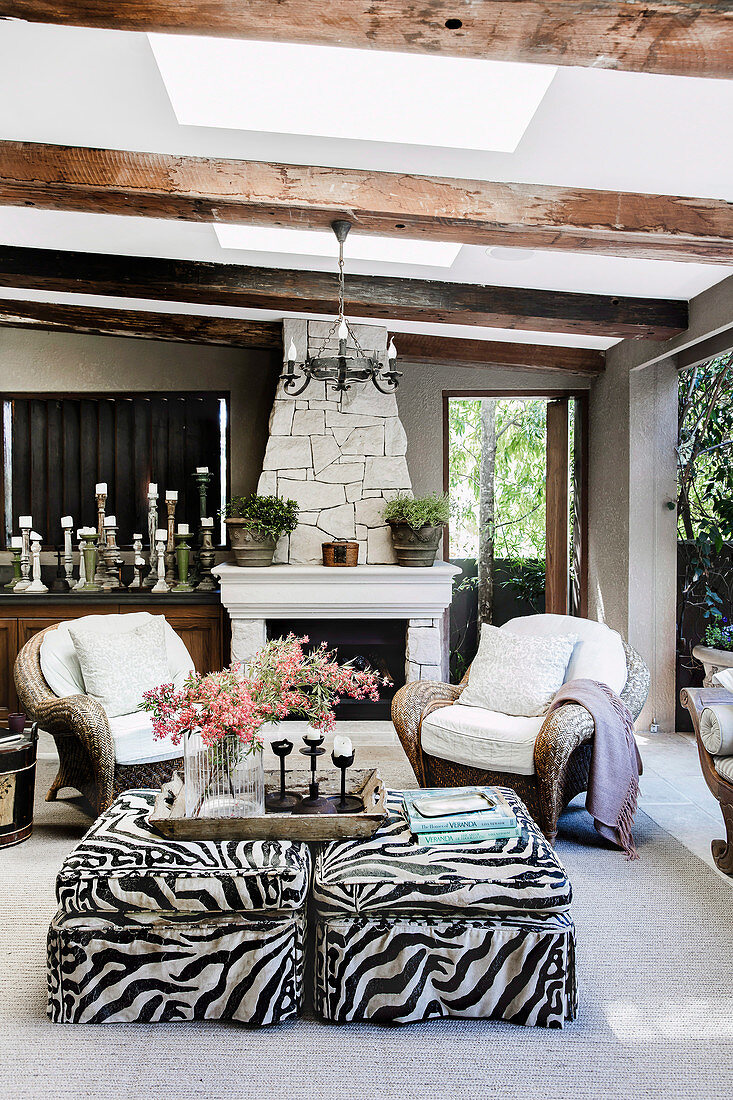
left=312, top=788, right=577, bottom=1028
left=47, top=790, right=311, bottom=1026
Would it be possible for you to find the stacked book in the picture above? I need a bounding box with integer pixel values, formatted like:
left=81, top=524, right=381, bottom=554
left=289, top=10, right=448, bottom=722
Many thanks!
left=402, top=787, right=520, bottom=847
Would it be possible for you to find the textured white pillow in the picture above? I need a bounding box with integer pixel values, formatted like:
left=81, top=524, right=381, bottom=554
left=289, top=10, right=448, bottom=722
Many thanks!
left=459, top=623, right=577, bottom=717
left=501, top=614, right=628, bottom=694
left=68, top=616, right=172, bottom=718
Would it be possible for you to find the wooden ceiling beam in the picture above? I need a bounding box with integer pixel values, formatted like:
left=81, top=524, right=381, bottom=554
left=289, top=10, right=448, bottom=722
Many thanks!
left=0, top=298, right=283, bottom=349
left=0, top=245, right=688, bottom=340
left=391, top=332, right=604, bottom=376
left=1, top=141, right=732, bottom=264
left=1, top=2, right=730, bottom=79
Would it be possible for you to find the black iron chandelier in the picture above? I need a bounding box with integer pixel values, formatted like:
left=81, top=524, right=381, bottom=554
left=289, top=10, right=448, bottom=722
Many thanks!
left=280, top=220, right=401, bottom=395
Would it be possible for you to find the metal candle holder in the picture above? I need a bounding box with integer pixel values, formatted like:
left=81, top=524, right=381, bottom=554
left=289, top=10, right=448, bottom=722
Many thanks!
left=328, top=750, right=362, bottom=814
left=50, top=547, right=70, bottom=593
left=265, top=739, right=302, bottom=812
left=290, top=734, right=337, bottom=815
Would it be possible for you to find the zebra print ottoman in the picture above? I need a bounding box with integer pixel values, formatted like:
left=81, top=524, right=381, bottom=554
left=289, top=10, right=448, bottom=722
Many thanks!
left=47, top=789, right=310, bottom=1026
left=313, top=787, right=577, bottom=1028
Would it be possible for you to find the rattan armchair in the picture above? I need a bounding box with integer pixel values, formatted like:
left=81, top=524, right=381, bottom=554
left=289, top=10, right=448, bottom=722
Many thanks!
left=680, top=685, right=733, bottom=875
left=392, top=642, right=650, bottom=843
left=14, top=625, right=183, bottom=817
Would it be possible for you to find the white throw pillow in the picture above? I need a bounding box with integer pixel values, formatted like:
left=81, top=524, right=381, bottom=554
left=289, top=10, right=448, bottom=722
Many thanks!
left=459, top=623, right=577, bottom=718
left=68, top=616, right=172, bottom=718
left=501, top=614, right=628, bottom=695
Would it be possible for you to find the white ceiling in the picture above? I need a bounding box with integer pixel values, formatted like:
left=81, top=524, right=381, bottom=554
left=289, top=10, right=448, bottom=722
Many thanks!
left=0, top=20, right=732, bottom=350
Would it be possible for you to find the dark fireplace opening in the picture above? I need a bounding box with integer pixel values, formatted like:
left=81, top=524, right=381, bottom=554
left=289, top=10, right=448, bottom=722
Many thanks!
left=266, top=618, right=407, bottom=720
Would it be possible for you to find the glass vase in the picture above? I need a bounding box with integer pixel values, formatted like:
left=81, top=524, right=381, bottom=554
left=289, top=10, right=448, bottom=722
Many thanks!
left=184, top=731, right=265, bottom=818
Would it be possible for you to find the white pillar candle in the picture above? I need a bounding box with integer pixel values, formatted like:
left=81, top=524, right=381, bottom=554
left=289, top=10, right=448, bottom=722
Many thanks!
left=30, top=531, right=42, bottom=541
left=303, top=730, right=323, bottom=745
left=333, top=735, right=353, bottom=758
left=177, top=523, right=190, bottom=535
left=19, top=515, right=32, bottom=528
left=133, top=533, right=143, bottom=540
left=60, top=515, right=73, bottom=528
left=104, top=515, right=116, bottom=527
left=148, top=482, right=158, bottom=496
left=155, top=528, right=168, bottom=542
left=95, top=482, right=107, bottom=494
left=11, top=536, right=22, bottom=549
left=201, top=517, right=214, bottom=527
left=196, top=466, right=209, bottom=474
left=166, top=490, right=178, bottom=502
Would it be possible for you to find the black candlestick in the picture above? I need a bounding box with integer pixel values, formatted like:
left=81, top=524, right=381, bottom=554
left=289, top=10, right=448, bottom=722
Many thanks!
left=265, top=739, right=302, bottom=812
left=50, top=547, right=70, bottom=593
left=290, top=734, right=337, bottom=815
left=328, top=750, right=363, bottom=813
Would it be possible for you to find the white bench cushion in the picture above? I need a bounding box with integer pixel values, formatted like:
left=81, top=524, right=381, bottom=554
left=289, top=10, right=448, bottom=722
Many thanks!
left=502, top=614, right=628, bottom=695
left=421, top=703, right=542, bottom=776
left=714, top=755, right=733, bottom=784
left=108, top=711, right=182, bottom=766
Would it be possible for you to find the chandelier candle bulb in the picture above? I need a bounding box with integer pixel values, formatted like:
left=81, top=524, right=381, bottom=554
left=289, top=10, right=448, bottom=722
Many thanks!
left=337, top=318, right=349, bottom=342
left=388, top=339, right=397, bottom=360
left=287, top=339, right=297, bottom=361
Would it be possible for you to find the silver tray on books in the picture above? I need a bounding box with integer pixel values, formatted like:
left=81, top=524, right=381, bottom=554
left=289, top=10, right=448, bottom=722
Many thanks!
left=149, top=768, right=388, bottom=841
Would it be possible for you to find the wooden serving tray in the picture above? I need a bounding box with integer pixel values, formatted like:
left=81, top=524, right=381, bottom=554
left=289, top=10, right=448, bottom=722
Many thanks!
left=149, top=767, right=388, bottom=841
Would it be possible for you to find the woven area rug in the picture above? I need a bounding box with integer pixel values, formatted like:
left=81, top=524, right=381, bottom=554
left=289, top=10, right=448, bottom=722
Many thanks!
left=1, top=758, right=732, bottom=1100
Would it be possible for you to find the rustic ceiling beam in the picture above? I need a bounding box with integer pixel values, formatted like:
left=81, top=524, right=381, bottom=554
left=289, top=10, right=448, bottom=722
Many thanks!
left=391, top=332, right=605, bottom=375
left=0, top=298, right=283, bottom=349
left=0, top=2, right=730, bottom=79
left=2, top=142, right=732, bottom=265
left=0, top=245, right=688, bottom=340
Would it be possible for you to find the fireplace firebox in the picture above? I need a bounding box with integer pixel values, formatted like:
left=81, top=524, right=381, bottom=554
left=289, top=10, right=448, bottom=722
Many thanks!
left=267, top=618, right=407, bottom=720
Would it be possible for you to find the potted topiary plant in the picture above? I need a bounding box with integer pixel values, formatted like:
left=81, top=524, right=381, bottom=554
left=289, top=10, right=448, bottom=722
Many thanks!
left=382, top=492, right=450, bottom=567
left=222, top=494, right=299, bottom=567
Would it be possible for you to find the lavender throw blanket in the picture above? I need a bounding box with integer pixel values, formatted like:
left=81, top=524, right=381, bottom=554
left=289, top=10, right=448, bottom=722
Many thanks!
left=544, top=678, right=642, bottom=859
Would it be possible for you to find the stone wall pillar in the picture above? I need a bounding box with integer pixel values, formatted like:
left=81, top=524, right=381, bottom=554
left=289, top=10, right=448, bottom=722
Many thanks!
left=230, top=619, right=267, bottom=664
left=406, top=617, right=446, bottom=682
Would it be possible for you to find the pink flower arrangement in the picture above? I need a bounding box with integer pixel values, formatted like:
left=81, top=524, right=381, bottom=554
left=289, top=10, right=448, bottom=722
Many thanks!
left=140, top=634, right=385, bottom=748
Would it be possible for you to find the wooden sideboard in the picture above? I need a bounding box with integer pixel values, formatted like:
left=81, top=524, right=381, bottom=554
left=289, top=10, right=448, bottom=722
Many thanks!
left=0, top=594, right=228, bottom=726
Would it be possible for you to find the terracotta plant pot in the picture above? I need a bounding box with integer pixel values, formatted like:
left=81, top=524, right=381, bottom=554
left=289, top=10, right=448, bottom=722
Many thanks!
left=388, top=521, right=442, bottom=568
left=225, top=520, right=277, bottom=567
left=692, top=644, right=733, bottom=687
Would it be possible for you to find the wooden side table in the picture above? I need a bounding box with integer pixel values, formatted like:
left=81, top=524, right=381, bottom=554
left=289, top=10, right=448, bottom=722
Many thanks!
left=0, top=724, right=37, bottom=848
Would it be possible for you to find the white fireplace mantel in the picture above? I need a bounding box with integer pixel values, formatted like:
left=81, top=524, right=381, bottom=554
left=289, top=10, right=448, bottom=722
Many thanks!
left=213, top=562, right=460, bottom=681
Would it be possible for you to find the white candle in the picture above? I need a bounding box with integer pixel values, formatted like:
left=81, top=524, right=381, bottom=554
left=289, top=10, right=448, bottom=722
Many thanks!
left=177, top=523, right=190, bottom=535
left=333, top=735, right=353, bottom=758
left=388, top=338, right=397, bottom=360
left=148, top=482, right=157, bottom=496
left=201, top=517, right=214, bottom=527
left=60, top=515, right=73, bottom=528
left=166, top=491, right=178, bottom=502
left=11, top=536, right=22, bottom=549
left=30, top=531, right=41, bottom=542
left=76, top=528, right=84, bottom=539
left=95, top=482, right=107, bottom=494
left=287, top=338, right=297, bottom=361
left=155, top=528, right=168, bottom=542
left=19, top=515, right=32, bottom=528
left=337, top=318, right=349, bottom=341
left=104, top=515, right=116, bottom=527
left=83, top=526, right=97, bottom=536
left=303, top=730, right=322, bottom=745
left=196, top=466, right=209, bottom=474
left=133, top=533, right=143, bottom=540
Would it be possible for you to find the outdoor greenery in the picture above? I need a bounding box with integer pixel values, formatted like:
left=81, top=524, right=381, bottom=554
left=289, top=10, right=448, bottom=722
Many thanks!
left=677, top=352, right=733, bottom=658
left=382, top=492, right=450, bottom=529
left=448, top=398, right=547, bottom=559
left=222, top=494, right=299, bottom=539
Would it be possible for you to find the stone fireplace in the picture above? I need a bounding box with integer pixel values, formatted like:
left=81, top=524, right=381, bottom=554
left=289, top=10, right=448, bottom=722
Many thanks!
left=257, top=317, right=411, bottom=565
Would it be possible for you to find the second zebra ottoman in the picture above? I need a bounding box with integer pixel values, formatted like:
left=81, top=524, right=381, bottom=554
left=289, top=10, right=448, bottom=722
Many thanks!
left=312, top=787, right=577, bottom=1028
left=47, top=789, right=311, bottom=1025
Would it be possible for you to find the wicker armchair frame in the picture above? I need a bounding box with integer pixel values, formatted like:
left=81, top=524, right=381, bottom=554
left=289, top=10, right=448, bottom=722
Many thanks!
left=14, top=625, right=182, bottom=817
left=392, top=641, right=650, bottom=843
left=679, top=685, right=733, bottom=875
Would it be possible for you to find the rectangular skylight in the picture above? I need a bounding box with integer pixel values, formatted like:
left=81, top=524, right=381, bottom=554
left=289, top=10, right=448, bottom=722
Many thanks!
left=213, top=224, right=462, bottom=267
left=149, top=35, right=556, bottom=153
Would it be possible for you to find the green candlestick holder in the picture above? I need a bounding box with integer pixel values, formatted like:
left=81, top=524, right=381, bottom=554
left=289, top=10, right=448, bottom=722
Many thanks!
left=81, top=534, right=102, bottom=592
left=4, top=548, right=22, bottom=590
left=173, top=532, right=194, bottom=593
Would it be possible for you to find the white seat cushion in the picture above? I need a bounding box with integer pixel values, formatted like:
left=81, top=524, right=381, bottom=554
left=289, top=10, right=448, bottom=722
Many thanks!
left=714, top=755, right=733, bottom=785
left=421, top=703, right=542, bottom=776
left=108, top=711, right=182, bottom=766
left=502, top=614, right=628, bottom=695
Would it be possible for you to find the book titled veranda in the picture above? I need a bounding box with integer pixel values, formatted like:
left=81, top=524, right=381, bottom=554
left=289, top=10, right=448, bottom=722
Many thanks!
left=416, top=826, right=521, bottom=847
left=402, top=787, right=517, bottom=835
